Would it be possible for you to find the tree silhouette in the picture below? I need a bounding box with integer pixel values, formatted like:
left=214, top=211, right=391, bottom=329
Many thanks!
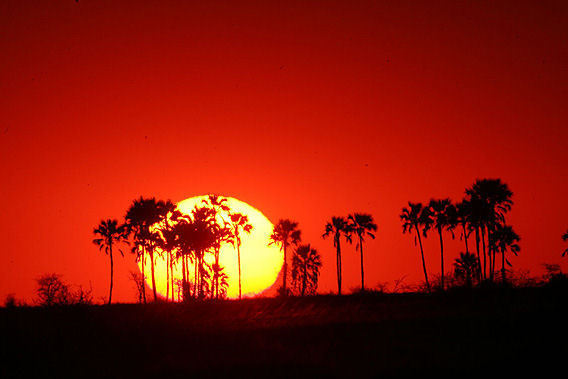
left=125, top=196, right=168, bottom=302
left=291, top=244, right=322, bottom=296
left=35, top=274, right=70, bottom=306
left=466, top=179, right=513, bottom=282
left=401, top=202, right=431, bottom=292
left=492, top=223, right=520, bottom=284
left=92, top=219, right=128, bottom=304
left=453, top=252, right=479, bottom=287
left=229, top=213, right=253, bottom=299
left=156, top=206, right=184, bottom=301
left=562, top=230, right=568, bottom=257
left=269, top=219, right=301, bottom=295
left=425, top=199, right=453, bottom=290
left=348, top=213, right=377, bottom=291
left=202, top=195, right=232, bottom=298
left=322, top=216, right=352, bottom=295
left=157, top=200, right=177, bottom=302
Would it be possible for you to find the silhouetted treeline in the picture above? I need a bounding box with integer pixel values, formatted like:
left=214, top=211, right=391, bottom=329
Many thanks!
left=401, top=178, right=521, bottom=291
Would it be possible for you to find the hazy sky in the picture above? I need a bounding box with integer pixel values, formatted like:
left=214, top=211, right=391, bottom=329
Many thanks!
left=1, top=0, right=567, bottom=302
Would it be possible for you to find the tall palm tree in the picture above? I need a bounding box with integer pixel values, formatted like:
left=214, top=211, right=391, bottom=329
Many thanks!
left=291, top=244, right=322, bottom=296
left=92, top=219, right=128, bottom=304
left=322, top=216, right=352, bottom=295
left=202, top=195, right=231, bottom=298
left=269, top=219, right=301, bottom=295
left=125, top=196, right=167, bottom=302
left=152, top=199, right=177, bottom=301
left=466, top=178, right=513, bottom=282
left=453, top=251, right=479, bottom=287
left=492, top=224, right=520, bottom=284
left=229, top=213, right=253, bottom=299
left=348, top=213, right=377, bottom=291
left=426, top=198, right=453, bottom=290
left=562, top=230, right=568, bottom=257
left=401, top=202, right=431, bottom=292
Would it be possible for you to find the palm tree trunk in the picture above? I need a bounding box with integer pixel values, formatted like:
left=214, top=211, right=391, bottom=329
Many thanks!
left=501, top=249, right=506, bottom=284
left=166, top=253, right=170, bottom=302
left=475, top=227, right=482, bottom=282
left=171, top=253, right=175, bottom=301
left=462, top=223, right=469, bottom=254
left=150, top=249, right=157, bottom=302
left=108, top=244, right=113, bottom=305
left=302, top=262, right=307, bottom=296
left=141, top=245, right=147, bottom=304
left=237, top=242, right=242, bottom=299
left=415, top=224, right=430, bottom=292
left=336, top=235, right=342, bottom=295
left=214, top=250, right=219, bottom=299
left=481, top=226, right=487, bottom=280
left=359, top=236, right=365, bottom=291
left=438, top=226, right=444, bottom=291
left=283, top=243, right=288, bottom=294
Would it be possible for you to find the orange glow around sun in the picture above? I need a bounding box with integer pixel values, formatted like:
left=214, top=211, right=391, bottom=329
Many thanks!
left=138, top=195, right=283, bottom=299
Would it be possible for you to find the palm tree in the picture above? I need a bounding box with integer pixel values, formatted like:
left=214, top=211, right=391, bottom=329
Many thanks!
left=291, top=244, right=322, bottom=296
left=125, top=196, right=167, bottom=302
left=426, top=198, right=453, bottom=290
left=322, top=216, right=352, bottom=295
left=453, top=252, right=479, bottom=287
left=92, top=219, right=128, bottom=304
left=202, top=195, right=231, bottom=298
left=492, top=224, right=520, bottom=284
left=562, top=230, right=568, bottom=257
left=466, top=179, right=513, bottom=282
left=159, top=200, right=177, bottom=302
left=348, top=213, right=377, bottom=291
left=401, top=202, right=431, bottom=292
left=229, top=213, right=253, bottom=299
left=269, top=219, right=301, bottom=295
left=185, top=206, right=218, bottom=299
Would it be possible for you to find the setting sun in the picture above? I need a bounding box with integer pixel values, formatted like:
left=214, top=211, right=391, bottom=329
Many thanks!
left=138, top=195, right=283, bottom=299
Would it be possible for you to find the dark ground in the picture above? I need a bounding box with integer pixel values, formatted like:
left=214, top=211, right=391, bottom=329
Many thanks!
left=1, top=287, right=567, bottom=378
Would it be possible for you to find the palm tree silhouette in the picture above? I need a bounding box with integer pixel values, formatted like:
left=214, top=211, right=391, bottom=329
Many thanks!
left=466, top=179, right=513, bottom=282
left=492, top=223, right=520, bottom=284
left=453, top=251, right=479, bottom=287
left=291, top=244, right=322, bottom=296
left=426, top=198, right=453, bottom=290
left=401, top=202, right=431, bottom=292
left=186, top=206, right=218, bottom=298
left=348, top=213, right=377, bottom=291
left=322, top=216, right=352, bottom=295
left=202, top=195, right=231, bottom=298
left=269, top=219, right=301, bottom=295
left=92, top=219, right=128, bottom=304
left=562, top=230, right=568, bottom=257
left=156, top=205, right=183, bottom=301
left=229, top=213, right=253, bottom=299
left=125, top=196, right=167, bottom=302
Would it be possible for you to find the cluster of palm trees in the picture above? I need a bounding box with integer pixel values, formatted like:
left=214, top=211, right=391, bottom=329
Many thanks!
left=268, top=219, right=323, bottom=296
left=322, top=214, right=378, bottom=294
left=93, top=195, right=253, bottom=304
left=400, top=178, right=520, bottom=291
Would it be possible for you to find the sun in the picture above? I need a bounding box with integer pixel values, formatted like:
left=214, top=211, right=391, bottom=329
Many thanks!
left=138, top=195, right=283, bottom=299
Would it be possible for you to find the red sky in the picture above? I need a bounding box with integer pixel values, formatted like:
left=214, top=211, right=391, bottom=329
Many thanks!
left=1, top=0, right=567, bottom=303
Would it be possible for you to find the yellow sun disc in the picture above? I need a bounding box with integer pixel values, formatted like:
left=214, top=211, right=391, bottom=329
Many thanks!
left=138, top=195, right=283, bottom=299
